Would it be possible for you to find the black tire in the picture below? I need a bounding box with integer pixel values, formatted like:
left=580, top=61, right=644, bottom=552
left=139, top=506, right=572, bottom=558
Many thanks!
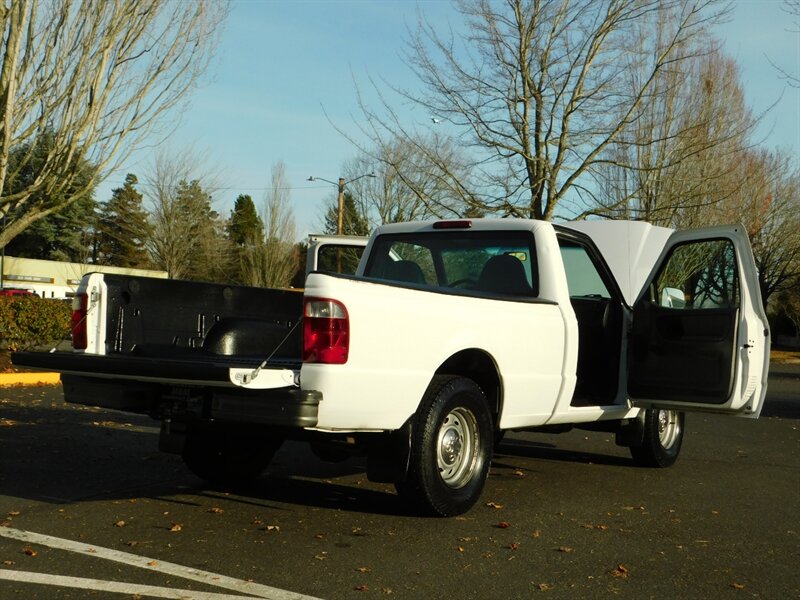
left=629, top=409, right=685, bottom=468
left=182, top=424, right=283, bottom=486
left=396, top=375, right=493, bottom=517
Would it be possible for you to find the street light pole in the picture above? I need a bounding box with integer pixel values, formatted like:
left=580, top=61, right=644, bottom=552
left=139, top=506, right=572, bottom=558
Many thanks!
left=308, top=172, right=376, bottom=236
left=336, top=177, right=345, bottom=236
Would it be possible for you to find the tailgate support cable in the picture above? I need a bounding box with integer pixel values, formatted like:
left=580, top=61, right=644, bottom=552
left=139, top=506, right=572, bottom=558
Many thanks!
left=237, top=316, right=303, bottom=386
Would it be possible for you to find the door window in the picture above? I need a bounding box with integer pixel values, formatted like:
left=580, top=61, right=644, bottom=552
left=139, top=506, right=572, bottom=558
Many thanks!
left=559, top=242, right=612, bottom=298
left=630, top=237, right=742, bottom=405
left=652, top=239, right=740, bottom=309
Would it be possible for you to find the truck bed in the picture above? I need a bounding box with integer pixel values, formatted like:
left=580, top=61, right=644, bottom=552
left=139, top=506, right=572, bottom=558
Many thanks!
left=12, top=274, right=317, bottom=427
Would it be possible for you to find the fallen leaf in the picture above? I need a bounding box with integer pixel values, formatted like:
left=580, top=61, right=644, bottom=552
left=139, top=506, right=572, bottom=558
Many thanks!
left=2, top=560, right=15, bottom=565
left=514, top=470, right=525, bottom=477
left=537, top=583, right=552, bottom=591
left=531, top=530, right=541, bottom=538
left=496, top=521, right=511, bottom=529
left=207, top=507, right=224, bottom=515
left=381, top=588, right=393, bottom=595
left=263, top=525, right=280, bottom=532
left=352, top=527, right=365, bottom=536
left=356, top=567, right=371, bottom=573
left=7, top=511, right=20, bottom=517
left=354, top=585, right=369, bottom=592
left=610, top=564, right=629, bottom=579
left=22, top=547, right=37, bottom=557
left=508, top=542, right=520, bottom=550
left=0, top=419, right=17, bottom=427
left=147, top=560, right=158, bottom=567
left=557, top=546, right=573, bottom=553
left=314, top=553, right=328, bottom=560
left=114, top=520, right=126, bottom=528
left=457, top=546, right=465, bottom=552
left=168, top=522, right=182, bottom=532
left=730, top=582, right=745, bottom=590
left=486, top=501, right=503, bottom=509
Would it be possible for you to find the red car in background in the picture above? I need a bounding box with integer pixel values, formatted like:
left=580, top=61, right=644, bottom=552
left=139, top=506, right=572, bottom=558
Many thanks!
left=0, top=288, right=35, bottom=297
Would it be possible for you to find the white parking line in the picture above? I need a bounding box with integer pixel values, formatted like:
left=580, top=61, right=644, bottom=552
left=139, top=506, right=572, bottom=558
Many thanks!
left=0, top=570, right=263, bottom=599
left=0, top=527, right=322, bottom=600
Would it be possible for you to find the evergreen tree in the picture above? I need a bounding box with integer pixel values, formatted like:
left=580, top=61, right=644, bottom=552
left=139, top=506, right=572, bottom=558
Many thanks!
left=323, top=192, right=370, bottom=236
left=4, top=130, right=98, bottom=261
left=227, top=194, right=264, bottom=284
left=321, top=192, right=369, bottom=275
left=228, top=194, right=264, bottom=246
left=96, top=174, right=151, bottom=267
left=174, top=179, right=228, bottom=282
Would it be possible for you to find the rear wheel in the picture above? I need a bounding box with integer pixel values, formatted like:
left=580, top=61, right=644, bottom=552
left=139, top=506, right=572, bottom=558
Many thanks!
left=396, top=376, right=493, bottom=517
left=629, top=409, right=684, bottom=468
left=182, top=424, right=283, bottom=486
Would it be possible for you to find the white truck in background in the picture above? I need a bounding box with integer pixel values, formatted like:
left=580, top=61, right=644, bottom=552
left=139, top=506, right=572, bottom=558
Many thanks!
left=14, top=219, right=770, bottom=516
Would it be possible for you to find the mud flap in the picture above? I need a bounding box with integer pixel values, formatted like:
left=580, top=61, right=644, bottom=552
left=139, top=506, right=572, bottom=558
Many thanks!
left=366, top=419, right=413, bottom=483
left=615, top=413, right=645, bottom=448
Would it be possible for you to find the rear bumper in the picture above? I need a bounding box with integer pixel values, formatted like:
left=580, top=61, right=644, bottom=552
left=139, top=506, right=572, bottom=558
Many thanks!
left=61, top=374, right=320, bottom=428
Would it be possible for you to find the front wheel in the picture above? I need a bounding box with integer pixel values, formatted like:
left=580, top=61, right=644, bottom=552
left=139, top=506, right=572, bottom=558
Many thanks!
left=396, top=376, right=493, bottom=517
left=629, top=409, right=685, bottom=468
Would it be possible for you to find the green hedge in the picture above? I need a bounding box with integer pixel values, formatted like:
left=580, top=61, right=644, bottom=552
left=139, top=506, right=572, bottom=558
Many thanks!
left=0, top=295, right=72, bottom=351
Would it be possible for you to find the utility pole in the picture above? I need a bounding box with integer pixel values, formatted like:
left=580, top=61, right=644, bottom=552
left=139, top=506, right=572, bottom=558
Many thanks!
left=337, top=177, right=345, bottom=236
left=308, top=172, right=376, bottom=237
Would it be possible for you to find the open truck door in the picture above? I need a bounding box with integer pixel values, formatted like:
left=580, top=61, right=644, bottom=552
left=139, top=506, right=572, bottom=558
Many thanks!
left=628, top=225, right=770, bottom=417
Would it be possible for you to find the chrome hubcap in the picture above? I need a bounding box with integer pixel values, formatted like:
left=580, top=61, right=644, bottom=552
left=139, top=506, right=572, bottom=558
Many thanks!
left=437, top=407, right=478, bottom=489
left=657, top=409, right=681, bottom=449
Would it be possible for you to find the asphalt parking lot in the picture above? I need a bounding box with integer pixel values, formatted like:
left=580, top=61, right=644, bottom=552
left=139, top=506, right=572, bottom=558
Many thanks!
left=0, top=366, right=798, bottom=599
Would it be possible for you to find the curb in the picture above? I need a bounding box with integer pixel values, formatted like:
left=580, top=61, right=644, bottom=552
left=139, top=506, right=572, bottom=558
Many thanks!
left=0, top=372, right=61, bottom=387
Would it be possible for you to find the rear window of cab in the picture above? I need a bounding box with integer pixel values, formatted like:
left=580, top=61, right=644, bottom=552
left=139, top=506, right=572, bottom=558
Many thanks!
left=363, top=231, right=538, bottom=297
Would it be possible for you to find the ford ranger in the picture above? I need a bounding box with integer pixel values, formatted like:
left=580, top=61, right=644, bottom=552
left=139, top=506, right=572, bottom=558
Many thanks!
left=13, top=219, right=770, bottom=516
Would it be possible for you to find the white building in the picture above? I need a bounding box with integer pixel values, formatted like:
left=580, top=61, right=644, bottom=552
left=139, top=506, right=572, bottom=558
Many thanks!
left=0, top=255, right=167, bottom=299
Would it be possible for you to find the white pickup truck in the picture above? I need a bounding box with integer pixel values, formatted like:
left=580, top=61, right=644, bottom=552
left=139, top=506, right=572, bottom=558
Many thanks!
left=14, top=219, right=770, bottom=516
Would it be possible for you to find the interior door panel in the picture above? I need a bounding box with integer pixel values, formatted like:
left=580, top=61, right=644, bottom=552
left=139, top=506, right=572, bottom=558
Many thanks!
left=629, top=299, right=739, bottom=404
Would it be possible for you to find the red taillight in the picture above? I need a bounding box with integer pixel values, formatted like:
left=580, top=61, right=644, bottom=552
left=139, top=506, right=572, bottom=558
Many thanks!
left=71, top=293, right=88, bottom=350
left=303, top=298, right=349, bottom=364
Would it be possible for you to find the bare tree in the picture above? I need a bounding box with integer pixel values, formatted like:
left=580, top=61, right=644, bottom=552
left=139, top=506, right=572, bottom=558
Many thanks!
left=348, top=0, right=727, bottom=221
left=771, top=1, right=800, bottom=88
left=729, top=149, right=800, bottom=306
left=339, top=138, right=475, bottom=230
left=241, top=162, right=297, bottom=288
left=587, top=44, right=762, bottom=226
left=0, top=0, right=229, bottom=248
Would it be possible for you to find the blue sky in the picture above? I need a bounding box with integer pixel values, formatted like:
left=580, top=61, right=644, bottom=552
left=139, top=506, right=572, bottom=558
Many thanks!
left=100, top=0, right=800, bottom=239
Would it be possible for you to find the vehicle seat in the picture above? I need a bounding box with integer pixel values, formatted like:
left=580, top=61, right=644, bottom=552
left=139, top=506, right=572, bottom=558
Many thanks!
left=477, top=254, right=531, bottom=295
left=384, top=260, right=426, bottom=284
